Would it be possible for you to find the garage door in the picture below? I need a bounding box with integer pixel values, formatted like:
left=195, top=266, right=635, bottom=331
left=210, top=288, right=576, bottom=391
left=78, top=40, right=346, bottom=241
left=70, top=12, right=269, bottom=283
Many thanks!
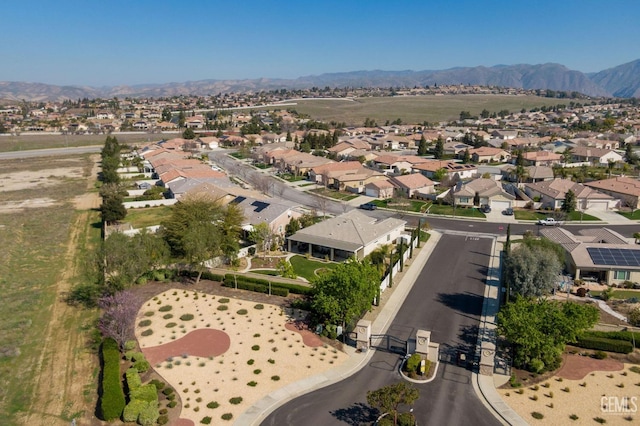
left=491, top=200, right=511, bottom=211
left=586, top=201, right=609, bottom=211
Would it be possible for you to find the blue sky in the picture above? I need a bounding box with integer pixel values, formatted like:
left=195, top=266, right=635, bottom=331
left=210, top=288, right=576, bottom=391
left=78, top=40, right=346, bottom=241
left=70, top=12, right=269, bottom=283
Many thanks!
left=3, top=0, right=639, bottom=86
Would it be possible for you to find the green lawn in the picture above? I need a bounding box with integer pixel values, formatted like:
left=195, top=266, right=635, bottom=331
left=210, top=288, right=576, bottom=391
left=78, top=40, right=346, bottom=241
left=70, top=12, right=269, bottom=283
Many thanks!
left=425, top=203, right=486, bottom=218
left=566, top=211, right=600, bottom=221
left=279, top=173, right=306, bottom=182
left=589, top=289, right=640, bottom=300
left=514, top=210, right=547, bottom=221
left=124, top=205, right=173, bottom=229
left=374, top=199, right=429, bottom=213
left=308, top=188, right=359, bottom=201
left=289, top=255, right=338, bottom=281
left=618, top=210, right=640, bottom=220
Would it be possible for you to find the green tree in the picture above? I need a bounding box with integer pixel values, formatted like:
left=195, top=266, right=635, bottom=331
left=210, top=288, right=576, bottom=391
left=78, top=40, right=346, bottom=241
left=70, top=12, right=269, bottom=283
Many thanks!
left=497, top=297, right=598, bottom=372
left=182, top=127, right=196, bottom=139
left=248, top=222, right=275, bottom=258
left=367, top=382, right=419, bottom=426
left=161, top=193, right=243, bottom=282
left=462, top=148, right=471, bottom=164
left=503, top=244, right=561, bottom=298
left=276, top=259, right=296, bottom=279
left=562, top=189, right=577, bottom=213
left=310, top=259, right=379, bottom=328
left=101, top=193, right=127, bottom=224
left=433, top=137, right=444, bottom=159
left=417, top=135, right=428, bottom=156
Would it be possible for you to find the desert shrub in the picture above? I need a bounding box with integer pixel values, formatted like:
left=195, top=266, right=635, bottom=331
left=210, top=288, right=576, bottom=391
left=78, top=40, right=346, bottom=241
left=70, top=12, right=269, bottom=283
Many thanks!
left=252, top=345, right=260, bottom=351
left=254, top=304, right=264, bottom=310
left=99, top=338, right=126, bottom=421
left=629, top=307, right=640, bottom=327
left=594, top=350, right=608, bottom=359
left=630, top=366, right=640, bottom=374
left=221, top=413, right=233, bottom=421
left=162, top=387, right=174, bottom=396
left=247, top=381, right=257, bottom=387
left=253, top=369, right=261, bottom=374
left=159, top=305, right=172, bottom=312
left=594, top=417, right=606, bottom=424
left=126, top=368, right=142, bottom=390
left=138, top=319, right=152, bottom=327
left=229, top=397, right=243, bottom=405
left=149, top=379, right=165, bottom=391
left=271, top=375, right=280, bottom=381
left=123, top=399, right=147, bottom=423
left=166, top=322, right=177, bottom=328
left=531, top=412, right=544, bottom=420
left=247, top=359, right=254, bottom=365
left=217, top=305, right=228, bottom=311
left=201, top=416, right=212, bottom=425
left=163, top=313, right=173, bottom=319
left=268, top=359, right=275, bottom=364
left=158, top=415, right=169, bottom=425
left=569, top=414, right=579, bottom=420
left=167, top=401, right=177, bottom=408
left=180, top=313, right=194, bottom=321
left=206, top=401, right=219, bottom=409
left=237, top=309, right=248, bottom=315
left=219, top=298, right=230, bottom=304
left=143, top=311, right=154, bottom=317
left=138, top=402, right=160, bottom=426
left=141, top=329, right=153, bottom=337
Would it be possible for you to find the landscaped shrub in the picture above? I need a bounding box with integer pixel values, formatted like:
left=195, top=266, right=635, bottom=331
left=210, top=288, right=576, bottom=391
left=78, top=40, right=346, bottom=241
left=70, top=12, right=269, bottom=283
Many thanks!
left=99, top=338, right=126, bottom=421
left=134, top=359, right=151, bottom=373
left=141, top=329, right=153, bottom=337
left=221, top=413, right=233, bottom=421
left=229, top=397, right=243, bottom=405
left=219, top=298, right=230, bottom=304
left=201, top=416, right=212, bottom=424
left=531, top=412, right=544, bottom=420
left=206, top=401, right=219, bottom=409
left=166, top=322, right=177, bottom=328
left=123, top=399, right=147, bottom=423
left=124, top=340, right=137, bottom=351
left=247, top=381, right=257, bottom=387
left=405, top=353, right=421, bottom=374
left=271, top=375, right=280, bottom=381
left=126, top=368, right=142, bottom=390
left=131, top=384, right=159, bottom=403
left=254, top=304, right=264, bottom=310
left=158, top=415, right=169, bottom=425
left=252, top=345, right=260, bottom=351
left=162, top=387, right=174, bottom=396
left=167, top=400, right=177, bottom=408
left=159, top=305, right=172, bottom=312
left=594, top=350, right=608, bottom=359
left=575, top=335, right=633, bottom=354
left=217, top=305, right=228, bottom=311
left=138, top=319, right=152, bottom=327
left=237, top=309, right=248, bottom=315
left=150, top=379, right=165, bottom=390
left=138, top=402, right=160, bottom=426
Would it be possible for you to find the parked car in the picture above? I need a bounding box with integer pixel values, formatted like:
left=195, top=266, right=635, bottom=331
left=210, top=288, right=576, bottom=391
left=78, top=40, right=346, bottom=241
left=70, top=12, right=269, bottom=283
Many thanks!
left=480, top=204, right=491, bottom=213
left=502, top=207, right=514, bottom=215
left=537, top=217, right=562, bottom=226
left=359, top=202, right=377, bottom=211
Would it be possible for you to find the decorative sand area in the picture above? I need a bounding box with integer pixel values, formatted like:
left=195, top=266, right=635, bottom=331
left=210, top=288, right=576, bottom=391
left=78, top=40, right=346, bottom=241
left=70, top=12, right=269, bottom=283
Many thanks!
left=135, top=288, right=348, bottom=425
left=498, top=355, right=640, bottom=425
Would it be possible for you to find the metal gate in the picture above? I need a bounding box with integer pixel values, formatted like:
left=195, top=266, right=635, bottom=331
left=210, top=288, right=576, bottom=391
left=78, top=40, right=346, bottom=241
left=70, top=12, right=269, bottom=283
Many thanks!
left=369, top=334, right=408, bottom=355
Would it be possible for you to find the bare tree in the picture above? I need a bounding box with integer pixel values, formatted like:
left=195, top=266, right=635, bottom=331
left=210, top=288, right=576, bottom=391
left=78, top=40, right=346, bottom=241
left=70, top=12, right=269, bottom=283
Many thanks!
left=98, top=290, right=141, bottom=350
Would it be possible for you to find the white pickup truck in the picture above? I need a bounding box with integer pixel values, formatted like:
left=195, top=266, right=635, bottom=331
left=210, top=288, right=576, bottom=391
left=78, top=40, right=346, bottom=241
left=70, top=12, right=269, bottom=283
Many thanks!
left=537, top=217, right=562, bottom=226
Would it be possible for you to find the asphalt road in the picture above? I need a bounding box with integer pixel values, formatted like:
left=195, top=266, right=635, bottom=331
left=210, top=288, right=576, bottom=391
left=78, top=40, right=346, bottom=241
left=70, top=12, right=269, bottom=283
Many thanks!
left=0, top=145, right=102, bottom=159
left=262, top=234, right=501, bottom=426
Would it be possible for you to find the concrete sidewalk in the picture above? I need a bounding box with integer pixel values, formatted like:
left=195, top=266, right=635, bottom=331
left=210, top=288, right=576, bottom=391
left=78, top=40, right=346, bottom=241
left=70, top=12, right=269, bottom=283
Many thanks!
left=238, top=232, right=442, bottom=426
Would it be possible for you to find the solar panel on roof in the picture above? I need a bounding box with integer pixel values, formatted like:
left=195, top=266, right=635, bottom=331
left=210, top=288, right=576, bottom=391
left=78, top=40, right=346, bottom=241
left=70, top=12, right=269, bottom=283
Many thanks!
left=587, top=247, right=640, bottom=267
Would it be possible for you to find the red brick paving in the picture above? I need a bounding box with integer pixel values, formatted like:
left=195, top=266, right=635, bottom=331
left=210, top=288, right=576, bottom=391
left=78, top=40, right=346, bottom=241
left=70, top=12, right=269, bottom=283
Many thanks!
left=556, top=354, right=624, bottom=380
left=141, top=328, right=230, bottom=366
left=285, top=320, right=324, bottom=347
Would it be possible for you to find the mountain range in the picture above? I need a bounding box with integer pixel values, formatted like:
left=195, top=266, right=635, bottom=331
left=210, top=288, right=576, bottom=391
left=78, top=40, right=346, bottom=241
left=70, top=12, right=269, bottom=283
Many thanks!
left=1, top=60, right=639, bottom=102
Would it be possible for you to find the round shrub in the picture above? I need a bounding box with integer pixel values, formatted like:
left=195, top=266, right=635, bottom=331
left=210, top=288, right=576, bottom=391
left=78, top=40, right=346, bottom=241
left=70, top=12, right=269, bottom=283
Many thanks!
left=201, top=417, right=212, bottom=425
left=163, top=313, right=173, bottom=320
left=134, top=359, right=151, bottom=373
left=162, top=387, right=174, bottom=395
left=229, top=397, right=243, bottom=405
left=166, top=322, right=177, bottom=328
left=237, top=309, right=248, bottom=315
left=531, top=412, right=544, bottom=420
left=251, top=345, right=260, bottom=351
left=167, top=401, right=177, bottom=408
left=180, top=314, right=194, bottom=321
left=144, top=311, right=154, bottom=317
left=138, top=319, right=152, bottom=327
left=271, top=375, right=280, bottom=381
left=141, top=329, right=153, bottom=337
left=217, top=305, right=228, bottom=311
left=124, top=340, right=137, bottom=351
left=219, top=298, right=230, bottom=304
left=206, top=401, right=219, bottom=409
left=253, top=369, right=261, bottom=375
left=247, top=381, right=257, bottom=387
left=254, top=304, right=264, bottom=310
left=221, top=413, right=233, bottom=421
left=158, top=415, right=169, bottom=425
left=247, top=359, right=255, bottom=365
left=159, top=305, right=172, bottom=312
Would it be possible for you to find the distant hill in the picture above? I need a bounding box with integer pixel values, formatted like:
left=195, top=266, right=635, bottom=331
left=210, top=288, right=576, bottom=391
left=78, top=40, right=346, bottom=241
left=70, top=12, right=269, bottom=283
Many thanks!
left=589, top=59, right=640, bottom=98
left=1, top=60, right=639, bottom=101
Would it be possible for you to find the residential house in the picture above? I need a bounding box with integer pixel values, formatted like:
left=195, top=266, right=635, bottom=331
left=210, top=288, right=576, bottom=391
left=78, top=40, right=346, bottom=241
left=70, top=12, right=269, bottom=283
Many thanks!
left=388, top=173, right=435, bottom=198
left=444, top=141, right=473, bottom=157
left=524, top=178, right=617, bottom=211
left=371, top=154, right=430, bottom=175
left=521, top=151, right=562, bottom=167
left=364, top=179, right=395, bottom=199
left=570, top=147, right=623, bottom=166
left=327, top=139, right=372, bottom=159
left=412, top=160, right=478, bottom=181
left=287, top=209, right=406, bottom=261
left=585, top=177, right=640, bottom=209
left=572, top=137, right=620, bottom=150
left=330, top=168, right=387, bottom=193
left=491, top=129, right=519, bottom=140
left=450, top=178, right=515, bottom=211
left=232, top=195, right=303, bottom=238
left=469, top=147, right=510, bottom=163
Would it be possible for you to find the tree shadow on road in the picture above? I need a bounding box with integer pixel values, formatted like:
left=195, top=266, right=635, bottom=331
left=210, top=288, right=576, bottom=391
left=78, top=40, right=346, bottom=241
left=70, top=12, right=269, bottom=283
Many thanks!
left=330, top=402, right=378, bottom=425
left=436, top=291, right=483, bottom=317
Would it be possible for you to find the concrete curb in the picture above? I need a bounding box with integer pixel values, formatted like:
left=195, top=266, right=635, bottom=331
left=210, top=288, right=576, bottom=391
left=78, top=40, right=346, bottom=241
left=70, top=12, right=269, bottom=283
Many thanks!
left=238, top=232, right=442, bottom=426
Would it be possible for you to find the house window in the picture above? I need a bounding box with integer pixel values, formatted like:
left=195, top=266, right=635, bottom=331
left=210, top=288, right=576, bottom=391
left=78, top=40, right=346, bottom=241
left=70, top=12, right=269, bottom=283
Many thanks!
left=459, top=197, right=470, bottom=204
left=387, top=235, right=390, bottom=241
left=614, top=270, right=630, bottom=280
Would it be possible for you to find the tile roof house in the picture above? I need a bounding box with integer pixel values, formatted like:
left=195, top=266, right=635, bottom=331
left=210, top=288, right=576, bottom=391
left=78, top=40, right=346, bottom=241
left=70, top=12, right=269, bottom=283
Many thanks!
left=308, top=161, right=362, bottom=185
left=469, top=147, right=511, bottom=163
left=286, top=209, right=406, bottom=261
left=330, top=168, right=387, bottom=193
left=585, top=177, right=640, bottom=209
left=327, top=139, right=372, bottom=158
left=371, top=154, right=431, bottom=175
left=364, top=179, right=395, bottom=199
left=521, top=151, right=562, bottom=167
left=444, top=141, right=473, bottom=156
left=451, top=178, right=515, bottom=210
left=412, top=160, right=478, bottom=180
left=524, top=178, right=617, bottom=211
left=388, top=173, right=435, bottom=198
left=570, top=147, right=624, bottom=165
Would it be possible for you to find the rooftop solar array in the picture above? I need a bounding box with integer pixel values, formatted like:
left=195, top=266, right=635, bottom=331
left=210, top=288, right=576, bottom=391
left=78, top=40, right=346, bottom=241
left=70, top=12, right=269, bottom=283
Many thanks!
left=587, top=247, right=640, bottom=267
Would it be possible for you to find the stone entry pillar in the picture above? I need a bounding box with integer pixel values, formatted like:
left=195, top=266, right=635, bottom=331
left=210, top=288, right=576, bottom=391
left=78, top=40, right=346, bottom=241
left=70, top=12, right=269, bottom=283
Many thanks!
left=355, top=319, right=371, bottom=351
left=415, top=330, right=431, bottom=356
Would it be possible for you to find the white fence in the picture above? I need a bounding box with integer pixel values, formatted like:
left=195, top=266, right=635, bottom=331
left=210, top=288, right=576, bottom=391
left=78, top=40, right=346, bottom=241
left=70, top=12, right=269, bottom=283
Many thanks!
left=124, top=199, right=177, bottom=209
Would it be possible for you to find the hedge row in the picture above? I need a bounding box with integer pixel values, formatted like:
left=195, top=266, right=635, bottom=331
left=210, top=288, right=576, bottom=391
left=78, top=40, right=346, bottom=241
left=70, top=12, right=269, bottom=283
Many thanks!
left=580, top=330, right=639, bottom=343
left=99, top=338, right=126, bottom=421
left=126, top=368, right=142, bottom=391
left=574, top=336, right=634, bottom=354
left=222, top=274, right=313, bottom=296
